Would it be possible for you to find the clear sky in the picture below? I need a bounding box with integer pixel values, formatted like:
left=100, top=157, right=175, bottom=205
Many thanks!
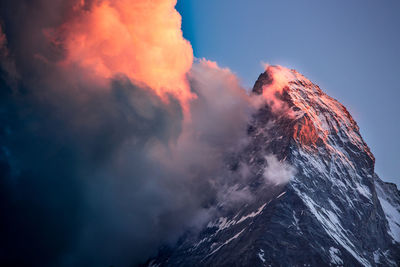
left=177, top=0, right=400, bottom=186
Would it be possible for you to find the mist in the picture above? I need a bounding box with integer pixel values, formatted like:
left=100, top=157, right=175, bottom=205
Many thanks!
left=0, top=1, right=293, bottom=266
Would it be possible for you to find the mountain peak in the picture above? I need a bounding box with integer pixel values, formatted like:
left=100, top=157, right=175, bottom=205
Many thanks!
left=149, top=67, right=399, bottom=266
left=253, top=65, right=375, bottom=168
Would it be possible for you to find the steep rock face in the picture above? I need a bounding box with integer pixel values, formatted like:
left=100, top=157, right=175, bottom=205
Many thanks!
left=149, top=67, right=400, bottom=266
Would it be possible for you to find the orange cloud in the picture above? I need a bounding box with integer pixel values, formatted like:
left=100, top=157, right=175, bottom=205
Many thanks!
left=53, top=0, right=194, bottom=109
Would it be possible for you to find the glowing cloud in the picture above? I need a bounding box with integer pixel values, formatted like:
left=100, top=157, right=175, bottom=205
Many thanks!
left=259, top=64, right=295, bottom=112
left=262, top=64, right=292, bottom=94
left=53, top=0, right=194, bottom=107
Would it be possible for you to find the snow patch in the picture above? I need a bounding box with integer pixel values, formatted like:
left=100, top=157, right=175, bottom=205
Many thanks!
left=258, top=248, right=266, bottom=263
left=276, top=191, right=286, bottom=199
left=148, top=259, right=160, bottom=267
left=208, top=202, right=268, bottom=232
left=237, top=203, right=267, bottom=224
left=328, top=199, right=342, bottom=214
left=375, top=181, right=400, bottom=243
left=378, top=196, right=400, bottom=242
left=329, top=247, right=343, bottom=265
left=373, top=250, right=381, bottom=264
left=355, top=183, right=372, bottom=199
left=293, top=187, right=371, bottom=267
left=208, top=228, right=245, bottom=256
left=207, top=217, right=236, bottom=232
left=193, top=237, right=209, bottom=249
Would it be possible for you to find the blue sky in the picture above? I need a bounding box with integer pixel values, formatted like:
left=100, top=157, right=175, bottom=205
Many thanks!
left=177, top=0, right=400, bottom=185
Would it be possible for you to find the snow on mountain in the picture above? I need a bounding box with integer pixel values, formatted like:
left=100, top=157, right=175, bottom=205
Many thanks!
left=148, top=66, right=400, bottom=266
left=375, top=177, right=400, bottom=243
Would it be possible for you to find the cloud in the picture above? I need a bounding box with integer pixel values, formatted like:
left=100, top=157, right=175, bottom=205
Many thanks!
left=50, top=0, right=195, bottom=108
left=0, top=69, right=185, bottom=267
left=0, top=24, right=255, bottom=267
left=263, top=155, right=296, bottom=185
left=0, top=2, right=294, bottom=267
left=0, top=1, right=193, bottom=265
left=149, top=58, right=258, bottom=218
left=0, top=25, right=18, bottom=87
left=257, top=64, right=297, bottom=113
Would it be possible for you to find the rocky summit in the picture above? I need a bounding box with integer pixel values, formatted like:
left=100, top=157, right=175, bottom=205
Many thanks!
left=148, top=66, right=400, bottom=267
